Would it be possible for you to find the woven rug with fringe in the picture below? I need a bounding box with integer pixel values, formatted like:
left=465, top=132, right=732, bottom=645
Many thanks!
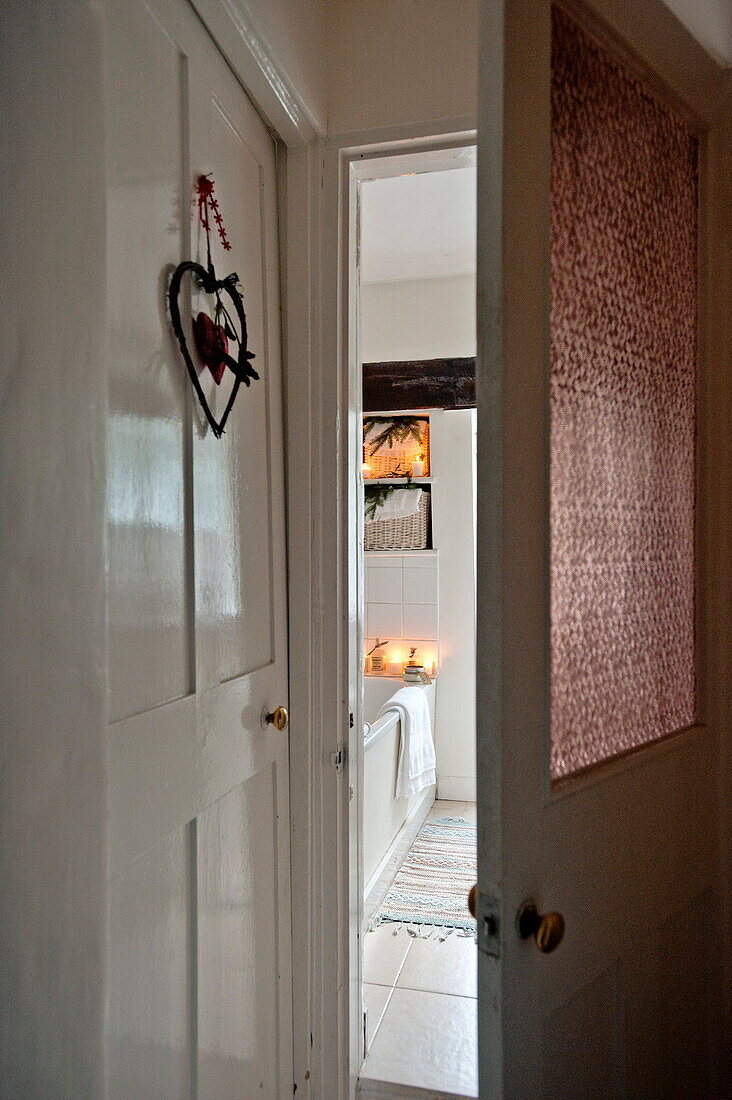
left=371, top=817, right=477, bottom=938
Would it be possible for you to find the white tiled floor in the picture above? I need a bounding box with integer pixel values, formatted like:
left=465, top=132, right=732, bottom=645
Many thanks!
left=361, top=800, right=478, bottom=1097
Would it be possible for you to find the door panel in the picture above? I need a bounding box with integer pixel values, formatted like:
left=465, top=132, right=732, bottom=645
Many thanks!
left=194, top=96, right=278, bottom=683
left=542, top=966, right=619, bottom=1100
left=105, top=0, right=292, bottom=1095
left=107, top=0, right=191, bottom=722
left=197, top=770, right=282, bottom=1098
left=477, top=0, right=727, bottom=1095
left=107, top=829, right=192, bottom=1099
left=624, top=890, right=713, bottom=1099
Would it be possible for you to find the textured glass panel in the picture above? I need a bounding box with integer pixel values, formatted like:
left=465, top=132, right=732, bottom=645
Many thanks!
left=550, top=7, right=697, bottom=780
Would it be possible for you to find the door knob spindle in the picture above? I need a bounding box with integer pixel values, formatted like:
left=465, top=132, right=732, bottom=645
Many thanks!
left=264, top=705, right=289, bottom=731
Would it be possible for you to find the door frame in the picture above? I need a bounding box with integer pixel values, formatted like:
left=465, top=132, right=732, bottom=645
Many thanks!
left=314, top=122, right=478, bottom=1099
left=477, top=0, right=731, bottom=1092
left=342, top=136, right=479, bottom=1088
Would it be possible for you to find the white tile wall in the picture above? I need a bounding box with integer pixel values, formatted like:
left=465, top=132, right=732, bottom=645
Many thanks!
left=367, top=603, right=403, bottom=638
left=403, top=566, right=437, bottom=604
left=367, top=566, right=402, bottom=604
left=403, top=603, right=438, bottom=639
left=365, top=552, right=439, bottom=666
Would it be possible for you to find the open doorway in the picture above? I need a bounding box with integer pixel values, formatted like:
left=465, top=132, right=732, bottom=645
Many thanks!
left=350, top=145, right=479, bottom=1098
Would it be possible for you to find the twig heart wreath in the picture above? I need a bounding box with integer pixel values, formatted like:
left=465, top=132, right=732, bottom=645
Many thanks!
left=168, top=175, right=258, bottom=438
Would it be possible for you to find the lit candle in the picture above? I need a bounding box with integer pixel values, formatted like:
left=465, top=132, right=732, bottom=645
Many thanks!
left=428, top=659, right=436, bottom=677
left=389, top=653, right=403, bottom=676
left=412, top=459, right=424, bottom=477
left=361, top=462, right=371, bottom=477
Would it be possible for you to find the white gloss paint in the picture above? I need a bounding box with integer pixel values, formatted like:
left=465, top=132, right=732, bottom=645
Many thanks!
left=0, top=3, right=107, bottom=1094
left=104, top=2, right=292, bottom=1097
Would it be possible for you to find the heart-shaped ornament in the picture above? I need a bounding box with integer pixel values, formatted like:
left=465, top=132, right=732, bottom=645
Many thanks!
left=168, top=260, right=258, bottom=438
left=193, top=311, right=228, bottom=384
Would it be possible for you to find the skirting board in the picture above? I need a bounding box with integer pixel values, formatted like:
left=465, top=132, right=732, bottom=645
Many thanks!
left=436, top=776, right=476, bottom=802
left=359, top=1078, right=476, bottom=1100
left=363, top=785, right=435, bottom=928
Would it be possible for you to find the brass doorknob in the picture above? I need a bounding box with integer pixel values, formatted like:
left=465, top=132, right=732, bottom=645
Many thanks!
left=468, top=884, right=478, bottom=918
left=516, top=900, right=565, bottom=953
left=264, top=705, right=288, bottom=731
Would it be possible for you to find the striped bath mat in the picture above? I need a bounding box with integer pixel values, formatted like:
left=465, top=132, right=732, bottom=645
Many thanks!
left=372, top=817, right=477, bottom=937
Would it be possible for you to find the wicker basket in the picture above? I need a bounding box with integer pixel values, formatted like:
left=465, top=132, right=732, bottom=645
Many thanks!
left=364, top=492, right=430, bottom=551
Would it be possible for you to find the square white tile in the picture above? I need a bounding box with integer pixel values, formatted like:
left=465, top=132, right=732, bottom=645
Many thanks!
left=363, top=983, right=393, bottom=1050
left=397, top=935, right=477, bottom=998
left=458, top=802, right=477, bottom=825
left=361, top=987, right=478, bottom=1096
left=363, top=924, right=412, bottom=987
left=367, top=603, right=403, bottom=638
left=402, top=603, right=438, bottom=639
left=367, top=565, right=402, bottom=604
left=428, top=799, right=464, bottom=821
left=403, top=566, right=437, bottom=604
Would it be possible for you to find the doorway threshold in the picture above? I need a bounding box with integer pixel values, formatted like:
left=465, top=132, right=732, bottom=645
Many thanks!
left=358, top=1079, right=477, bottom=1100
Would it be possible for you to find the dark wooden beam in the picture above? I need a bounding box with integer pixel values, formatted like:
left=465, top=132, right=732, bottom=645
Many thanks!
left=362, top=357, right=476, bottom=411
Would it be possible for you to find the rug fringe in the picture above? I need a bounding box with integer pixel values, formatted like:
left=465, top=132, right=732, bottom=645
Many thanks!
left=368, top=914, right=476, bottom=941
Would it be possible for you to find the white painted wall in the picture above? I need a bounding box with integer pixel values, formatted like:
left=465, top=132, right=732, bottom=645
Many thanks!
left=430, top=410, right=477, bottom=801
left=361, top=275, right=476, bottom=363
left=326, top=0, right=479, bottom=134
left=244, top=0, right=328, bottom=127
left=0, top=2, right=107, bottom=1094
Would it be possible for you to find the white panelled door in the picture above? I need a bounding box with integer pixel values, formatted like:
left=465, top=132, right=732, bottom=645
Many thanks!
left=105, top=0, right=292, bottom=1096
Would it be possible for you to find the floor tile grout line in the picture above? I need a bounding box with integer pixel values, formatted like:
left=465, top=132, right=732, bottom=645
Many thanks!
left=367, top=985, right=396, bottom=1051
left=395, top=984, right=477, bottom=1000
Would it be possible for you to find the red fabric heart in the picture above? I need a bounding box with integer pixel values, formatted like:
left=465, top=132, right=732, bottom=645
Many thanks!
left=193, top=311, right=229, bottom=384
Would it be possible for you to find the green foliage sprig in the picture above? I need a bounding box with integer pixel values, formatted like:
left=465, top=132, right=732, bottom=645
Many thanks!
left=363, top=415, right=426, bottom=453
left=364, top=473, right=418, bottom=521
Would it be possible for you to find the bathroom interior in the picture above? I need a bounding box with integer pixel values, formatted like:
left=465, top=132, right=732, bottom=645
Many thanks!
left=356, top=149, right=479, bottom=1098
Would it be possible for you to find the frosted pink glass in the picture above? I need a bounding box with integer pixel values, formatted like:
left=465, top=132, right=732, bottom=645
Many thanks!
left=550, top=7, right=697, bottom=780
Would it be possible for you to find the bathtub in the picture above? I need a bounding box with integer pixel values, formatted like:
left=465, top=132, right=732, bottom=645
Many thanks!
left=362, top=677, right=436, bottom=917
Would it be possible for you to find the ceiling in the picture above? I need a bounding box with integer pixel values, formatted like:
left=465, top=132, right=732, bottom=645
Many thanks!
left=662, top=0, right=732, bottom=67
left=360, top=166, right=477, bottom=285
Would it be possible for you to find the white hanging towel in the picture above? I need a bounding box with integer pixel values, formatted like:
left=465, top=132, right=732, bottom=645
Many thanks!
left=376, top=686, right=436, bottom=798
left=368, top=488, right=422, bottom=523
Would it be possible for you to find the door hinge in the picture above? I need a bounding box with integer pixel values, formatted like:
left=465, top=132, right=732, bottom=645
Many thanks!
left=363, top=1009, right=368, bottom=1055
left=477, top=893, right=501, bottom=958
left=330, top=744, right=345, bottom=772
left=349, top=711, right=354, bottom=729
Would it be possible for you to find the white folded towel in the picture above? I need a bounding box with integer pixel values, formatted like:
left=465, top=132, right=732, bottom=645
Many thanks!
left=376, top=686, right=436, bottom=798
left=368, top=488, right=422, bottom=523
